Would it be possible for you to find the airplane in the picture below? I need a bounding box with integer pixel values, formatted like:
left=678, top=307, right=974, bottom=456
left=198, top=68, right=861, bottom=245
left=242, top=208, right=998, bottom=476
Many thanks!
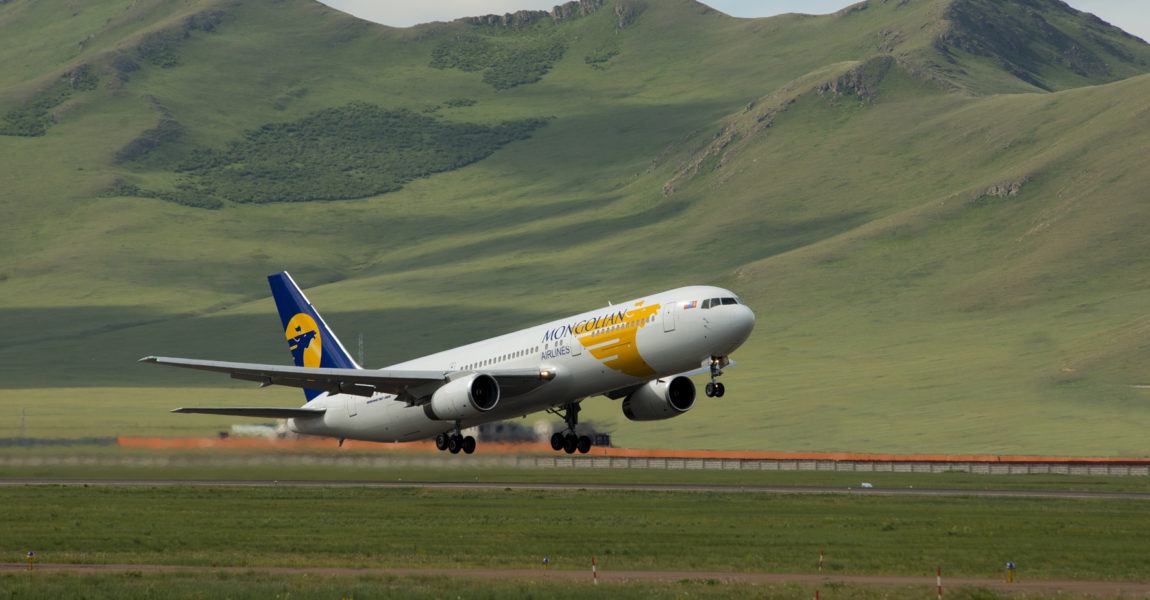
left=140, top=272, right=755, bottom=455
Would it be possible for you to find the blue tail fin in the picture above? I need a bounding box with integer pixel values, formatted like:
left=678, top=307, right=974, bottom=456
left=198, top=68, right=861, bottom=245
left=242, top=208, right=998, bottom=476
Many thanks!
left=268, top=272, right=359, bottom=401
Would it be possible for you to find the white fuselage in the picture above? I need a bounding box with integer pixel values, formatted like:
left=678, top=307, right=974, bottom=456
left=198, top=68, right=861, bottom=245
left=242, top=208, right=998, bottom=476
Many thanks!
left=289, top=285, right=754, bottom=442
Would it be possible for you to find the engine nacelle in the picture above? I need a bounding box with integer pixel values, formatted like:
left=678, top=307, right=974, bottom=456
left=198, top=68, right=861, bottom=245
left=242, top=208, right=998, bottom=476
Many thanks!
left=621, top=376, right=696, bottom=421
left=428, top=373, right=500, bottom=421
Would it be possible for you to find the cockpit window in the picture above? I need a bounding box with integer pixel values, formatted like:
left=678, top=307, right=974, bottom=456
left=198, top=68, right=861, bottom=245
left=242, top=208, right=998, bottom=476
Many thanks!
left=700, top=296, right=743, bottom=308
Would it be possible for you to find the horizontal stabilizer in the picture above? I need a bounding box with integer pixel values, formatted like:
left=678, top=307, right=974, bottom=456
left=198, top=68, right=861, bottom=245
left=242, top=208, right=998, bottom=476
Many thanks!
left=171, top=407, right=326, bottom=419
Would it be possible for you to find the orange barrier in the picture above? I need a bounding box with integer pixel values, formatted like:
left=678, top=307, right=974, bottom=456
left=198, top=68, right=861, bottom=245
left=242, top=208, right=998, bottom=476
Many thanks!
left=116, top=437, right=1150, bottom=465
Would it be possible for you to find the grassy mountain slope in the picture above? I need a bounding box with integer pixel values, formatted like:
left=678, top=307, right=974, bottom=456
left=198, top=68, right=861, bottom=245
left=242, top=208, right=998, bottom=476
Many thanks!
left=607, top=71, right=1150, bottom=454
left=1, top=0, right=1148, bottom=454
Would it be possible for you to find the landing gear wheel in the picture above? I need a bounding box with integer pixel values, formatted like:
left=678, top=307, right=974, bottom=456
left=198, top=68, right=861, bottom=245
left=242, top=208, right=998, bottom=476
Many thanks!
left=548, top=402, right=587, bottom=454
left=448, top=434, right=462, bottom=454
left=707, top=356, right=730, bottom=398
left=462, top=436, right=476, bottom=455
left=435, top=433, right=449, bottom=451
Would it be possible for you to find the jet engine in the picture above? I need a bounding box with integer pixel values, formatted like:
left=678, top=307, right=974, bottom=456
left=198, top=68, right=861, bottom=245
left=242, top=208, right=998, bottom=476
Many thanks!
left=428, top=373, right=500, bottom=420
left=621, top=376, right=695, bottom=421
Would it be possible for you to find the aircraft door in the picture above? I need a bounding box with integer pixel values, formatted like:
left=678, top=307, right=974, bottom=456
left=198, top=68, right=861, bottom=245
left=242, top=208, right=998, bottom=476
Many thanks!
left=346, top=396, right=358, bottom=418
left=569, top=335, right=582, bottom=356
left=662, top=303, right=676, bottom=332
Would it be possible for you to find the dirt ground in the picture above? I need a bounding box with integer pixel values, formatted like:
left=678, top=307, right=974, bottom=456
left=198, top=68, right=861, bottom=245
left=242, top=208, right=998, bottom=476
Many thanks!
left=3, top=563, right=1148, bottom=596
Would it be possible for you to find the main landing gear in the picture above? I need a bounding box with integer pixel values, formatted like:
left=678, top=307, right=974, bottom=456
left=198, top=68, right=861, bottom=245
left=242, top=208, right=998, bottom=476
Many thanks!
left=704, top=355, right=729, bottom=398
left=548, top=402, right=592, bottom=454
left=435, top=422, right=476, bottom=455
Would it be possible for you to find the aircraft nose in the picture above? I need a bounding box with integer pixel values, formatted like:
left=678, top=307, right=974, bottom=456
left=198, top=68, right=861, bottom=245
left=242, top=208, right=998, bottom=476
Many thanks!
left=710, top=302, right=756, bottom=355
left=729, top=304, right=755, bottom=348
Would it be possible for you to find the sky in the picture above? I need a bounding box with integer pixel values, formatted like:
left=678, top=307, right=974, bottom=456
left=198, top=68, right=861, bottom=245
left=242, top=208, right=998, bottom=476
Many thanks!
left=317, top=0, right=1150, bottom=43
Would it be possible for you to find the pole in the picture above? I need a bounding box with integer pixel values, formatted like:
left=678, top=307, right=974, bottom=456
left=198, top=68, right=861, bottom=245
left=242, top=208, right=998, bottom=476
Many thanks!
left=818, top=549, right=823, bottom=573
left=937, top=566, right=942, bottom=600
left=592, top=556, right=598, bottom=584
left=27, top=551, right=35, bottom=571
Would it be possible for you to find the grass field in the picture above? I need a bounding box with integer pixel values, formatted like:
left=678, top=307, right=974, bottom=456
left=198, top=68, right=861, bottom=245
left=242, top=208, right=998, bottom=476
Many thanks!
left=2, top=484, right=1148, bottom=578
left=2, top=459, right=1147, bottom=599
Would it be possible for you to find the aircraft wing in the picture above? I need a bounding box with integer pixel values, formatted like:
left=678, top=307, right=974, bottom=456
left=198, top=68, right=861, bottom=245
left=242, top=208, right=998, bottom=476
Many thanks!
left=140, top=356, right=553, bottom=402
left=170, top=406, right=326, bottom=419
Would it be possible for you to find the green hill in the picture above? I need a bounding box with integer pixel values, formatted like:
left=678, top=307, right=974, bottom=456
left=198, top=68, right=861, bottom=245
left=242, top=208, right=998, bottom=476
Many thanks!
left=1, top=0, right=1148, bottom=455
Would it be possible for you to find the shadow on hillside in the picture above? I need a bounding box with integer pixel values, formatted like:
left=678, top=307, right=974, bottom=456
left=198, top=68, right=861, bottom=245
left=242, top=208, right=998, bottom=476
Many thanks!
left=0, top=305, right=556, bottom=389
left=369, top=196, right=691, bottom=276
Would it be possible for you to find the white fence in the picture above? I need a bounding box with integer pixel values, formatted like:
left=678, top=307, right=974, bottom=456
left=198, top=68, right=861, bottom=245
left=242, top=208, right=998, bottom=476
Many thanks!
left=519, top=456, right=1150, bottom=476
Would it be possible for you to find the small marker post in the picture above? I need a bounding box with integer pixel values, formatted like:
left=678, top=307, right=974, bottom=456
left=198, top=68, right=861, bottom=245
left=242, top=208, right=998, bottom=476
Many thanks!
left=1006, top=561, right=1015, bottom=583
left=27, top=551, right=35, bottom=571
left=818, top=549, right=823, bottom=573
left=937, top=566, right=942, bottom=600
left=592, top=556, right=598, bottom=584
left=542, top=557, right=549, bottom=570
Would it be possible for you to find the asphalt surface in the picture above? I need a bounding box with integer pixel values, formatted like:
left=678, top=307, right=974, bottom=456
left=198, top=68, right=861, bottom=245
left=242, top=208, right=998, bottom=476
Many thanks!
left=3, top=477, right=1149, bottom=499
left=2, top=563, right=1148, bottom=596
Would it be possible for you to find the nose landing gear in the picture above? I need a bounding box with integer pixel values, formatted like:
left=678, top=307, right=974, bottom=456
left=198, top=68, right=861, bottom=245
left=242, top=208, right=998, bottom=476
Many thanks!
left=548, top=402, right=592, bottom=454
left=704, top=355, right=729, bottom=398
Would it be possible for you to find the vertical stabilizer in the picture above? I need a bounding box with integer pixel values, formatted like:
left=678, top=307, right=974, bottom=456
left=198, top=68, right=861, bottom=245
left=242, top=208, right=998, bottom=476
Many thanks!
left=267, top=272, right=360, bottom=401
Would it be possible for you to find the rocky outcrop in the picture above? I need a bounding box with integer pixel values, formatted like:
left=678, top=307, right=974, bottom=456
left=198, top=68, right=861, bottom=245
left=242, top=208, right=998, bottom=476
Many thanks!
left=980, top=177, right=1029, bottom=200
left=661, top=96, right=795, bottom=196
left=462, top=0, right=602, bottom=29
left=615, top=2, right=640, bottom=28
left=817, top=55, right=894, bottom=102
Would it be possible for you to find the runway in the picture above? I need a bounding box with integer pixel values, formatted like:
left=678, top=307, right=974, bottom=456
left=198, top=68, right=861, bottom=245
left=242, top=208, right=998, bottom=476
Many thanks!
left=3, top=478, right=1149, bottom=500
left=2, top=562, right=1148, bottom=596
